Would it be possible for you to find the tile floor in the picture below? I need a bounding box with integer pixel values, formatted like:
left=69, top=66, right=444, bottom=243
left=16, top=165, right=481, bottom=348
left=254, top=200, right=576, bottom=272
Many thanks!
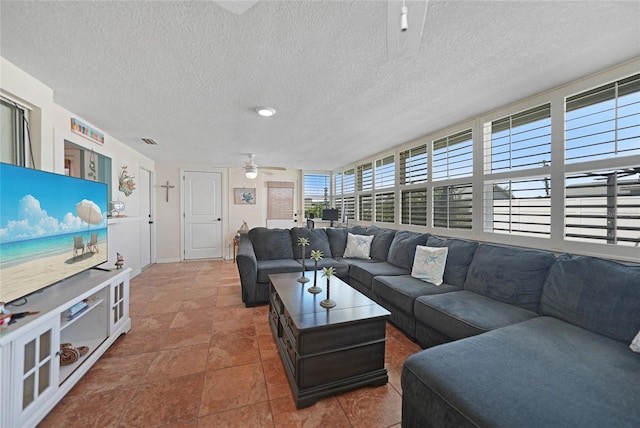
left=39, top=260, right=422, bottom=427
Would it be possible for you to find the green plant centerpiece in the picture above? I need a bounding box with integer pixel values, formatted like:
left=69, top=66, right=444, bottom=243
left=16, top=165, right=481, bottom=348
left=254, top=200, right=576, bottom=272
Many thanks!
left=320, top=266, right=337, bottom=308
left=297, top=237, right=310, bottom=283
left=308, top=250, right=324, bottom=294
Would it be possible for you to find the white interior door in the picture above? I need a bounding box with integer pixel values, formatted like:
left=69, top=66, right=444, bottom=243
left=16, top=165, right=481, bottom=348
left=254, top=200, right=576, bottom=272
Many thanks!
left=184, top=171, right=223, bottom=259
left=139, top=168, right=152, bottom=268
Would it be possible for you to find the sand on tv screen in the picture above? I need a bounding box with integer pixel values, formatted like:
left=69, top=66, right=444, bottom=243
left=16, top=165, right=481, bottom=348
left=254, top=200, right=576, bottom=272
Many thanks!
left=0, top=163, right=108, bottom=304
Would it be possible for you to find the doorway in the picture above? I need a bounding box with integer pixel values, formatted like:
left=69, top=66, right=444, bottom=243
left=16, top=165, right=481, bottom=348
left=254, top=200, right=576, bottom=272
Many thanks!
left=183, top=170, right=223, bottom=259
left=266, top=180, right=299, bottom=228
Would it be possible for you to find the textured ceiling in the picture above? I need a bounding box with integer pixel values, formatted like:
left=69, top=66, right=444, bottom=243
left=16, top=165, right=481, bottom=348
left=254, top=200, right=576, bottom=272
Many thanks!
left=1, top=1, right=639, bottom=171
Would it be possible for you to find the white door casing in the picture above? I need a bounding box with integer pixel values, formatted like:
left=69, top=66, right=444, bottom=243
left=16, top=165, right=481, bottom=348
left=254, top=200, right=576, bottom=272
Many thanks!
left=139, top=168, right=152, bottom=268
left=183, top=171, right=223, bottom=259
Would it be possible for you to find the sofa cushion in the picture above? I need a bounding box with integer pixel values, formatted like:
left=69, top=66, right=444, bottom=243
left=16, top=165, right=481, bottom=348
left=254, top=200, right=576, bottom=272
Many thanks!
left=540, top=254, right=640, bottom=343
left=365, top=226, right=397, bottom=261
left=463, top=244, right=555, bottom=312
left=256, top=259, right=302, bottom=283
left=350, top=261, right=410, bottom=290
left=414, top=290, right=539, bottom=340
left=387, top=230, right=429, bottom=270
left=324, top=226, right=366, bottom=258
left=290, top=227, right=332, bottom=259
left=426, top=236, right=478, bottom=287
left=343, top=233, right=374, bottom=259
left=411, top=246, right=448, bottom=285
left=311, top=258, right=349, bottom=279
left=372, top=275, right=460, bottom=314
left=248, top=228, right=293, bottom=260
left=402, top=316, right=640, bottom=428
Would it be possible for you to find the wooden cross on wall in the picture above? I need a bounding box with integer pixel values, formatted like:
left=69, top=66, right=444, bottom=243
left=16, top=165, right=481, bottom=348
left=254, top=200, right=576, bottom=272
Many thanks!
left=160, top=181, right=175, bottom=202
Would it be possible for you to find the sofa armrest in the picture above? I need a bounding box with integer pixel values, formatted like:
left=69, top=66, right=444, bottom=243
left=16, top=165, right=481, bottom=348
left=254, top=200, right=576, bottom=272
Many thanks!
left=236, top=234, right=258, bottom=305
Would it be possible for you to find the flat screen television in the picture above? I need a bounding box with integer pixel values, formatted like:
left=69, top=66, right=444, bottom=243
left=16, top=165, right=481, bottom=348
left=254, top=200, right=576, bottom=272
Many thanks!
left=0, top=163, right=108, bottom=304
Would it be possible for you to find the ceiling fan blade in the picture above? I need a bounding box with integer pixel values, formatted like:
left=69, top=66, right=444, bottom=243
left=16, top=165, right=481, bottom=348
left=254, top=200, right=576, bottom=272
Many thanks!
left=261, top=166, right=287, bottom=171
left=387, top=0, right=429, bottom=61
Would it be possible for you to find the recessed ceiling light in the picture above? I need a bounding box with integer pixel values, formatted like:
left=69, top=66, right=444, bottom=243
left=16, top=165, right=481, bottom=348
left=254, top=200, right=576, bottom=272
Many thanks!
left=256, top=107, right=276, bottom=117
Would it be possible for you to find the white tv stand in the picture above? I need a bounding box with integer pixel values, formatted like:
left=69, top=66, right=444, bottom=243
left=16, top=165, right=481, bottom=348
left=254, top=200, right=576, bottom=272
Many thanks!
left=0, top=268, right=131, bottom=428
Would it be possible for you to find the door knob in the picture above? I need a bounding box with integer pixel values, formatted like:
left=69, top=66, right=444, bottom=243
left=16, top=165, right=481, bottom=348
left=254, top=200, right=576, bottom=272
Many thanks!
left=217, top=218, right=221, bottom=221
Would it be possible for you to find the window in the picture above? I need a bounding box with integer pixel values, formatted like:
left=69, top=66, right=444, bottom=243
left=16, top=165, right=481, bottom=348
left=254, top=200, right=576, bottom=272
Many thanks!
left=343, top=196, right=355, bottom=220
left=358, top=194, right=372, bottom=221
left=334, top=172, right=343, bottom=195
left=343, top=168, right=355, bottom=194
left=433, top=129, right=473, bottom=180
left=402, top=189, right=427, bottom=226
left=566, top=74, right=640, bottom=163
left=0, top=97, right=27, bottom=166
left=331, top=63, right=639, bottom=261
left=303, top=173, right=330, bottom=219
left=375, top=192, right=395, bottom=223
left=489, top=178, right=551, bottom=237
left=433, top=184, right=472, bottom=229
left=357, top=162, right=373, bottom=191
left=375, top=155, right=395, bottom=188
left=400, top=144, right=427, bottom=185
left=565, top=168, right=640, bottom=246
left=484, top=104, right=551, bottom=173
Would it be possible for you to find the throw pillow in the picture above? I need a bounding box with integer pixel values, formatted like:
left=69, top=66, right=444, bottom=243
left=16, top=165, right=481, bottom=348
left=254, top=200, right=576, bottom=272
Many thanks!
left=411, top=246, right=449, bottom=286
left=631, top=330, right=640, bottom=353
left=343, top=233, right=374, bottom=259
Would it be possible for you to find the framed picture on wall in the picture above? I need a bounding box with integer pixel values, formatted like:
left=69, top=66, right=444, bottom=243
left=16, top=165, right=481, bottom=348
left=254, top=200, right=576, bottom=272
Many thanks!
left=234, top=188, right=256, bottom=204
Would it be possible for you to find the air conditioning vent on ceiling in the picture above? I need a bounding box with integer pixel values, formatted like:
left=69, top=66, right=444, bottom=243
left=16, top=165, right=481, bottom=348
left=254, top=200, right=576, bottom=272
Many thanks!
left=141, top=138, right=157, bottom=145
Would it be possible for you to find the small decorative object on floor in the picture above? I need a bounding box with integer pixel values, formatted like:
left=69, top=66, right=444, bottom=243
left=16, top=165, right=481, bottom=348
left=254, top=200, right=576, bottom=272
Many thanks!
left=297, top=237, right=310, bottom=283
left=320, top=267, right=336, bottom=308
left=115, top=252, right=124, bottom=269
left=308, top=250, right=324, bottom=294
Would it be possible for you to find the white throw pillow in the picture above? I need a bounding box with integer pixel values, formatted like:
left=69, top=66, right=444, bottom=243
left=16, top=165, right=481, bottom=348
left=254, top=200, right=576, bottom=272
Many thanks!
left=631, top=330, right=640, bottom=353
left=343, top=233, right=374, bottom=259
left=411, top=246, right=449, bottom=286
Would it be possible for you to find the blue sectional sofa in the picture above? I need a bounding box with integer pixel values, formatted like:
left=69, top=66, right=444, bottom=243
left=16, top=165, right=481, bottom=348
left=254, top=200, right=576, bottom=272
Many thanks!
left=236, top=225, right=640, bottom=426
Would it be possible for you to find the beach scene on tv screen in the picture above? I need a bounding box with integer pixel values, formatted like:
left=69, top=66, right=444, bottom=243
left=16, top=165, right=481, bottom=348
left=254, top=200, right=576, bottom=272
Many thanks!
left=0, top=164, right=108, bottom=303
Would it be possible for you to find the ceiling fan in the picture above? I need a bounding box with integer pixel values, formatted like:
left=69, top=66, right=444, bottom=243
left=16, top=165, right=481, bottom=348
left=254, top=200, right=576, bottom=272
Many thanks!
left=243, top=154, right=286, bottom=179
left=214, top=0, right=428, bottom=61
left=387, top=0, right=429, bottom=61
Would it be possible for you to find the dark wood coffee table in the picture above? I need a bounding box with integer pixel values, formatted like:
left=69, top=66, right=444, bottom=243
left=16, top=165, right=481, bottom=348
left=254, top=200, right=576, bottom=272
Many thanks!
left=268, top=271, right=391, bottom=408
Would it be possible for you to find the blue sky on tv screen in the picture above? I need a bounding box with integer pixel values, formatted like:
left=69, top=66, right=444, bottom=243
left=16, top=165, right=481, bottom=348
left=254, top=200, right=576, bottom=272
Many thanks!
left=0, top=163, right=107, bottom=243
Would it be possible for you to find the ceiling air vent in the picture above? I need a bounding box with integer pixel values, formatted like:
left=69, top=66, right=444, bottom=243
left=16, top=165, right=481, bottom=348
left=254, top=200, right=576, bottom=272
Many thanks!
left=141, top=138, right=157, bottom=145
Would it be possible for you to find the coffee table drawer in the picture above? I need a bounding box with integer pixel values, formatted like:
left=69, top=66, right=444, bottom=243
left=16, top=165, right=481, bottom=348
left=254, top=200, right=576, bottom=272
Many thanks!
left=298, top=341, right=386, bottom=389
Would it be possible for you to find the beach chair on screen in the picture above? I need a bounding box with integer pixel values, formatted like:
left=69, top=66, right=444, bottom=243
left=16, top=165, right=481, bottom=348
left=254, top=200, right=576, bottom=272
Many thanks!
left=87, top=232, right=99, bottom=253
left=73, top=236, right=85, bottom=257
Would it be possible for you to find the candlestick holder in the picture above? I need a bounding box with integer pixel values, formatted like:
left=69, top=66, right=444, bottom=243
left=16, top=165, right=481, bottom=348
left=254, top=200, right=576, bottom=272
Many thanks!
left=320, top=267, right=336, bottom=308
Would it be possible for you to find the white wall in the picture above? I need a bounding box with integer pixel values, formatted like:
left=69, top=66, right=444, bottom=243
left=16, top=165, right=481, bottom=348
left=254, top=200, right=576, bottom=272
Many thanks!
left=155, top=162, right=303, bottom=262
left=1, top=57, right=155, bottom=277
left=2, top=57, right=308, bottom=269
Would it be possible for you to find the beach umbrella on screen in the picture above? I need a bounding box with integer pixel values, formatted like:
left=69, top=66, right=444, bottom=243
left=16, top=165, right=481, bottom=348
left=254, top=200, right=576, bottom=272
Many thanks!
left=76, top=199, right=102, bottom=225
